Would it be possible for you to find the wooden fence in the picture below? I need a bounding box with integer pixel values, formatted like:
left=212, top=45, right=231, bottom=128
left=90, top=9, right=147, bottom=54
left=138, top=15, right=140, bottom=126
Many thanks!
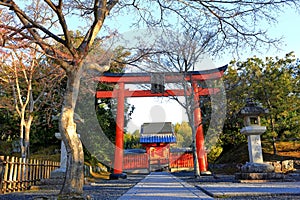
left=123, top=152, right=194, bottom=171
left=0, top=156, right=60, bottom=194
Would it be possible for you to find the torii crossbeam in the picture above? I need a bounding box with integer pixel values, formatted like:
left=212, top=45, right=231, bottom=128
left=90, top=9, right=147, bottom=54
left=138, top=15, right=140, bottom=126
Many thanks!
left=96, top=65, right=227, bottom=176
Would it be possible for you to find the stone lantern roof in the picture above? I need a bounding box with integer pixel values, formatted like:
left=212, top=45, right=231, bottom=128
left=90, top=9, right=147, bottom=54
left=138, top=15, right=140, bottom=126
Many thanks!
left=239, top=98, right=269, bottom=116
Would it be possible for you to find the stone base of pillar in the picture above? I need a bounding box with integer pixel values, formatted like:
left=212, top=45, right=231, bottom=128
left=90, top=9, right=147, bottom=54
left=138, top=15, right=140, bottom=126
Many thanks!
left=240, top=162, right=274, bottom=173
left=235, top=162, right=289, bottom=182
left=200, top=171, right=212, bottom=176
left=235, top=172, right=285, bottom=181
left=30, top=168, right=66, bottom=190
left=109, top=173, right=127, bottom=180
left=51, top=167, right=66, bottom=177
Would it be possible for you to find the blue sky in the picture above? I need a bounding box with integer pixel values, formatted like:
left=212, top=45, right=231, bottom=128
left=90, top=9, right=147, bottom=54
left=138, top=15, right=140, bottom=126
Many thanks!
left=255, top=10, right=300, bottom=58
left=63, top=3, right=300, bottom=132
left=5, top=2, right=299, bottom=150
left=125, top=10, right=300, bottom=133
left=272, top=11, right=300, bottom=53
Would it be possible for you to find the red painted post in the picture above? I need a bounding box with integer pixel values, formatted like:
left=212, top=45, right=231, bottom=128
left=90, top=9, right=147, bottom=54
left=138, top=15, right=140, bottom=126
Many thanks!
left=113, top=82, right=125, bottom=174
left=192, top=81, right=208, bottom=172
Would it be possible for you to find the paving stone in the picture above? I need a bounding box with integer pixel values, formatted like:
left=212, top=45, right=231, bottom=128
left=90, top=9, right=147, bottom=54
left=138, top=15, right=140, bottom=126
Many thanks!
left=118, top=172, right=213, bottom=200
left=197, top=181, right=300, bottom=198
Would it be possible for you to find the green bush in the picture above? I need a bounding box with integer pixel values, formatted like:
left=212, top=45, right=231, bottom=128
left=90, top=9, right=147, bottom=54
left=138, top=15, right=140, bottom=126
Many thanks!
left=207, top=145, right=223, bottom=163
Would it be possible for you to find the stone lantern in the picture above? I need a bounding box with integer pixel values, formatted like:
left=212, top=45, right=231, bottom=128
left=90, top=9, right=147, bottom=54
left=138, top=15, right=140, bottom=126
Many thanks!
left=240, top=98, right=268, bottom=164
left=235, top=98, right=282, bottom=181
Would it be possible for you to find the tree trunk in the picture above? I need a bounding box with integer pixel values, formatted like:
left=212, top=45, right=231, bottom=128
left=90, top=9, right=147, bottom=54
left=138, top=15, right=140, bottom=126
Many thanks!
left=192, top=138, right=200, bottom=178
left=269, top=115, right=277, bottom=155
left=189, top=102, right=200, bottom=178
left=263, top=88, right=277, bottom=155
left=24, top=116, right=33, bottom=159
left=272, top=137, right=277, bottom=155
left=59, top=68, right=84, bottom=196
left=20, top=113, right=26, bottom=159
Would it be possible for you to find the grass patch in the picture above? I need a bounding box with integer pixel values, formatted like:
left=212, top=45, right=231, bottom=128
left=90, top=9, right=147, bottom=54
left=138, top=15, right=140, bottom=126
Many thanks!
left=215, top=143, right=249, bottom=164
left=216, top=141, right=300, bottom=164
left=210, top=141, right=300, bottom=174
left=0, top=141, right=12, bottom=156
left=30, top=145, right=60, bottom=161
left=30, top=153, right=60, bottom=162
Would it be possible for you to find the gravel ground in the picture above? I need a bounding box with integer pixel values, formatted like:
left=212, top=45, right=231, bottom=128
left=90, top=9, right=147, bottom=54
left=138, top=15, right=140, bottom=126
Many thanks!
left=0, top=174, right=146, bottom=200
left=1, top=172, right=300, bottom=200
left=172, top=171, right=300, bottom=200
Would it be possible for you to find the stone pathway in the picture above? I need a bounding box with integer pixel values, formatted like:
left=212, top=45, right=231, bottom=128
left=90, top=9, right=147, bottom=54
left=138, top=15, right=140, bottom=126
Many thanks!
left=118, top=172, right=300, bottom=200
left=118, top=172, right=213, bottom=200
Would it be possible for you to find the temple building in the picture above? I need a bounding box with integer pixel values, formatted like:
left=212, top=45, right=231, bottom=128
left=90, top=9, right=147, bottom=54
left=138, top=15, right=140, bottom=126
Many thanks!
left=123, top=122, right=194, bottom=173
left=140, top=122, right=176, bottom=171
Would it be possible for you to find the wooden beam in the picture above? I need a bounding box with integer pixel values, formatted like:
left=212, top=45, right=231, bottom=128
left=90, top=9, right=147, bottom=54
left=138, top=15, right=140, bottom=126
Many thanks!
left=96, top=65, right=227, bottom=84
left=96, top=88, right=220, bottom=98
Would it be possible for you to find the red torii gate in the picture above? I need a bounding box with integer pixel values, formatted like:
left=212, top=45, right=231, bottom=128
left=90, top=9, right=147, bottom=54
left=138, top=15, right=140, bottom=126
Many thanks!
left=96, top=65, right=227, bottom=176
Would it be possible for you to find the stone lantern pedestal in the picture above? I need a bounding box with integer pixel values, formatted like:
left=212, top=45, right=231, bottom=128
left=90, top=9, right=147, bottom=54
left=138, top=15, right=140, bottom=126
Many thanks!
left=241, top=126, right=266, bottom=164
left=49, top=132, right=67, bottom=177
left=31, top=133, right=66, bottom=190
left=235, top=98, right=284, bottom=182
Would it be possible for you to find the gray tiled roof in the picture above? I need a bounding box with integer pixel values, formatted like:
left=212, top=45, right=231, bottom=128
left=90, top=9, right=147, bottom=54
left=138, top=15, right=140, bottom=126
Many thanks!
left=141, top=122, right=174, bottom=134
left=140, top=122, right=176, bottom=143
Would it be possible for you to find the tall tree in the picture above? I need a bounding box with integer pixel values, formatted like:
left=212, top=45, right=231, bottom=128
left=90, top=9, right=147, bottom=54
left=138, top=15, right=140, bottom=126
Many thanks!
left=77, top=46, right=134, bottom=165
left=1, top=0, right=299, bottom=196
left=227, top=52, right=300, bottom=154
left=0, top=1, right=116, bottom=195
left=0, top=46, right=63, bottom=158
left=174, top=121, right=192, bottom=148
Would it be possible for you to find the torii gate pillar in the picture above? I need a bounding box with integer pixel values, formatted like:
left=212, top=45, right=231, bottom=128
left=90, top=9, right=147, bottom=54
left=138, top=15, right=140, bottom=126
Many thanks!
left=193, top=82, right=209, bottom=173
left=113, top=82, right=125, bottom=175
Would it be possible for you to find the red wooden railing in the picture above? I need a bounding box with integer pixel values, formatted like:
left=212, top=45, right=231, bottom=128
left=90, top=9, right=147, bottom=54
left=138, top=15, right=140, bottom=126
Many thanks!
left=123, top=152, right=194, bottom=170
left=123, top=153, right=149, bottom=170
left=170, top=152, right=194, bottom=168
